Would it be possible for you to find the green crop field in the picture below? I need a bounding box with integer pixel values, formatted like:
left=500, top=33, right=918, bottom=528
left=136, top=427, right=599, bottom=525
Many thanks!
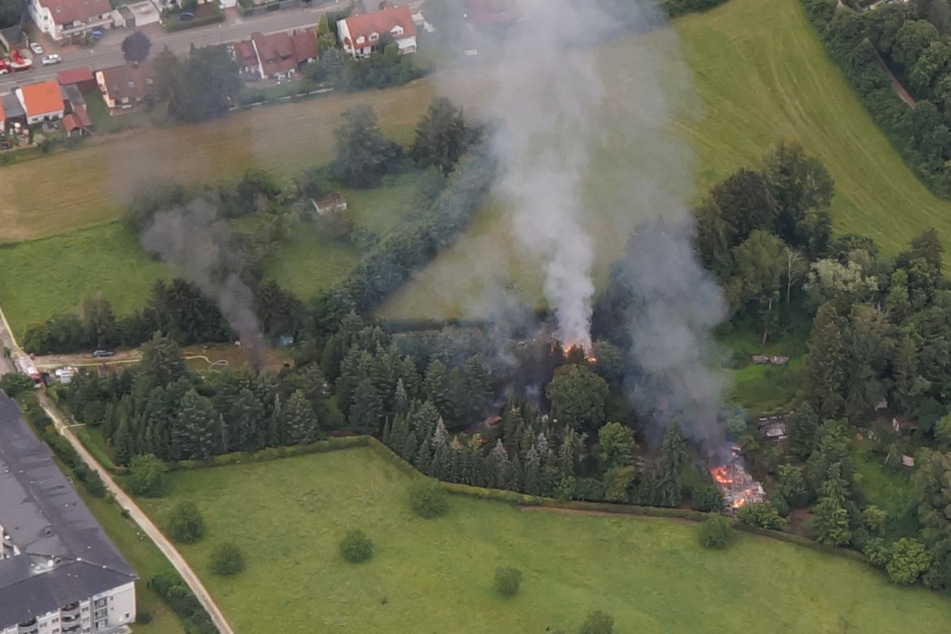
left=0, top=223, right=170, bottom=338
left=136, top=447, right=951, bottom=633
left=379, top=0, right=951, bottom=320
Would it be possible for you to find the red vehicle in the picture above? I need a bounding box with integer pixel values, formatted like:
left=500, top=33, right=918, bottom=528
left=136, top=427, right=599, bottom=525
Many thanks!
left=9, top=49, right=32, bottom=71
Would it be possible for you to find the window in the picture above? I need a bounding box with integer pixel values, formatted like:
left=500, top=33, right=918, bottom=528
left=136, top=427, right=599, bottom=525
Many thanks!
left=391, top=25, right=403, bottom=35
left=369, top=32, right=378, bottom=41
left=356, top=36, right=364, bottom=44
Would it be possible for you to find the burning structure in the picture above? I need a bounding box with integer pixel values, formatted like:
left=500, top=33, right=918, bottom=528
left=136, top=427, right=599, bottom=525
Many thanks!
left=710, top=445, right=765, bottom=514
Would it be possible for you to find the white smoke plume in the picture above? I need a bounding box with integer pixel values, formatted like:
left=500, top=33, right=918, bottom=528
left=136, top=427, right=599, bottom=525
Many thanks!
left=484, top=0, right=615, bottom=352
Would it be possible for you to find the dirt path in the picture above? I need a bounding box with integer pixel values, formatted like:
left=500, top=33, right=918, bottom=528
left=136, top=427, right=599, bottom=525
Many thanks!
left=0, top=305, right=235, bottom=634
left=521, top=505, right=699, bottom=524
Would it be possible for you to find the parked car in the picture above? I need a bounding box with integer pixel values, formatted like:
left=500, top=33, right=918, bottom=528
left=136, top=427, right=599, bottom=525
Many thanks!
left=90, top=29, right=103, bottom=39
left=29, top=42, right=43, bottom=55
left=41, top=54, right=61, bottom=66
left=92, top=349, right=115, bottom=358
left=0, top=141, right=10, bottom=150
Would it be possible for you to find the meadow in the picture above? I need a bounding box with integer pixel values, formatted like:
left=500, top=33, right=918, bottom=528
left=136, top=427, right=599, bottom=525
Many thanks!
left=135, top=447, right=951, bottom=634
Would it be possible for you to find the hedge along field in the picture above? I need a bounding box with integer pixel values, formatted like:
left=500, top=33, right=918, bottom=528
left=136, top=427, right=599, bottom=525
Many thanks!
left=0, top=81, right=434, bottom=243
left=135, top=447, right=951, bottom=634
left=379, top=0, right=951, bottom=320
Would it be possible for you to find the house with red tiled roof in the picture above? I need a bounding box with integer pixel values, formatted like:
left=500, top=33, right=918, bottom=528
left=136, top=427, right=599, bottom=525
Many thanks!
left=29, top=0, right=114, bottom=41
left=95, top=61, right=155, bottom=109
left=15, top=80, right=64, bottom=124
left=338, top=2, right=417, bottom=59
left=234, top=29, right=318, bottom=81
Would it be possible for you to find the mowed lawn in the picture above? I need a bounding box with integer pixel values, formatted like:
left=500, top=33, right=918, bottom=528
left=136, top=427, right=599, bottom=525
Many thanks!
left=380, top=0, right=951, bottom=320
left=0, top=223, right=169, bottom=338
left=137, top=448, right=951, bottom=633
left=0, top=81, right=433, bottom=242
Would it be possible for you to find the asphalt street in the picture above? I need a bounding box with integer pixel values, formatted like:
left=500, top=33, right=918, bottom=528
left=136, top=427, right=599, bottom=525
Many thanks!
left=0, top=0, right=421, bottom=92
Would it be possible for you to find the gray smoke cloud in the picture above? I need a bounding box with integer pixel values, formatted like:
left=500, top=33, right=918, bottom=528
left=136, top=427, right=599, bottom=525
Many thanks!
left=619, top=220, right=728, bottom=448
left=140, top=199, right=265, bottom=368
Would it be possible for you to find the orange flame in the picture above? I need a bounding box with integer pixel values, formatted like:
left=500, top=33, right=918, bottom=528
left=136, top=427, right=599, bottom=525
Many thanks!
left=710, top=466, right=733, bottom=485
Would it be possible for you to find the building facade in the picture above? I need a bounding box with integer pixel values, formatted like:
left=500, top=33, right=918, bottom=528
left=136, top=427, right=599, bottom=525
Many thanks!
left=338, top=2, right=417, bottom=59
left=0, top=392, right=137, bottom=634
left=29, top=0, right=114, bottom=41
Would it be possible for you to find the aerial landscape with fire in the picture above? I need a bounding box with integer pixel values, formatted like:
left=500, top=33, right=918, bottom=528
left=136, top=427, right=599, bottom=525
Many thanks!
left=3, top=0, right=951, bottom=631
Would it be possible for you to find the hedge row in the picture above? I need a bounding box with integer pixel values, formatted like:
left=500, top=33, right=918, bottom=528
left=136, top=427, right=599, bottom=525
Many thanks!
left=165, top=435, right=368, bottom=472
left=733, top=523, right=867, bottom=562
left=163, top=12, right=224, bottom=32
left=152, top=571, right=217, bottom=634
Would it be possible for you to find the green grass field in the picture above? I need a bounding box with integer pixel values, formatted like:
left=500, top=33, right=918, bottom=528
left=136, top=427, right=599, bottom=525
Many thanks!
left=135, top=447, right=951, bottom=633
left=0, top=223, right=170, bottom=338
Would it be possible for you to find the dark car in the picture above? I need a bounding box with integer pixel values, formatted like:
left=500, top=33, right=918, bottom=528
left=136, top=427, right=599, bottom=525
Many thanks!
left=92, top=349, right=115, bottom=358
left=0, top=141, right=10, bottom=150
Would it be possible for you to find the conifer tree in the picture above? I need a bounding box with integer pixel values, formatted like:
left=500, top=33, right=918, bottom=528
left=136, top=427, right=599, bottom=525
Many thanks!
left=174, top=390, right=221, bottom=460
left=114, top=414, right=135, bottom=466
left=227, top=388, right=268, bottom=452
left=413, top=433, right=434, bottom=474
left=283, top=389, right=320, bottom=445
left=654, top=422, right=688, bottom=507
left=401, top=430, right=418, bottom=462
left=788, top=401, right=820, bottom=459
left=348, top=378, right=383, bottom=434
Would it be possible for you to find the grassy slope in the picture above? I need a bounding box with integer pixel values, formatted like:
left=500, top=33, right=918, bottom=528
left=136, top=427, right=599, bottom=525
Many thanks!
left=137, top=448, right=951, bottom=634
left=0, top=223, right=170, bottom=336
left=379, top=0, right=951, bottom=319
left=0, top=81, right=433, bottom=243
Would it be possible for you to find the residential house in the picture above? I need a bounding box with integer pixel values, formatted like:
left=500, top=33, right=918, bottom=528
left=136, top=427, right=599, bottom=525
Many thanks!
left=312, top=192, right=347, bottom=215
left=29, top=0, right=114, bottom=41
left=0, top=392, right=137, bottom=634
left=236, top=29, right=318, bottom=81
left=95, top=61, right=155, bottom=109
left=16, top=80, right=64, bottom=124
left=338, top=2, right=417, bottom=59
left=57, top=66, right=97, bottom=91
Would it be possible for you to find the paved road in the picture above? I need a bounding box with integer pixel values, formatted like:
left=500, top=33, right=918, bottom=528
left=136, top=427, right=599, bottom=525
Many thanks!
left=0, top=305, right=235, bottom=634
left=0, top=0, right=424, bottom=92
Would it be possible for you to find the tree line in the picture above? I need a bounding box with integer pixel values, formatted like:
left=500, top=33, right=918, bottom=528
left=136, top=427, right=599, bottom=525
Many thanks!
left=802, top=0, right=951, bottom=198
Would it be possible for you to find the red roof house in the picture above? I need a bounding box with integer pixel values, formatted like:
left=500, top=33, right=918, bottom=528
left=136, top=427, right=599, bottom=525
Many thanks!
left=95, top=60, right=155, bottom=109
left=235, top=29, right=318, bottom=81
left=15, top=80, right=64, bottom=124
left=338, top=2, right=417, bottom=59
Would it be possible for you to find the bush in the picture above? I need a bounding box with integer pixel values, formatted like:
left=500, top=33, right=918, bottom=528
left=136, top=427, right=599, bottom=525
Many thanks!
left=493, top=566, right=522, bottom=598
left=168, top=501, right=205, bottom=543
left=0, top=372, right=36, bottom=398
left=736, top=502, right=789, bottom=531
left=127, top=454, right=167, bottom=497
left=210, top=542, right=245, bottom=576
left=579, top=610, right=614, bottom=634
left=409, top=481, right=448, bottom=519
left=339, top=529, right=373, bottom=563
left=697, top=514, right=736, bottom=550
left=135, top=611, right=153, bottom=625
left=691, top=484, right=723, bottom=513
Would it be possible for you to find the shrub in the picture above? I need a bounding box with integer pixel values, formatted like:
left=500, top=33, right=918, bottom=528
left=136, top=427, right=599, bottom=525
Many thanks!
left=168, top=501, right=205, bottom=543
left=579, top=610, right=614, bottom=634
left=697, top=514, right=736, bottom=550
left=493, top=566, right=523, bottom=598
left=127, top=454, right=167, bottom=497
left=135, top=611, right=153, bottom=625
left=0, top=372, right=36, bottom=398
left=736, top=502, right=789, bottom=531
left=691, top=484, right=723, bottom=513
left=886, top=538, right=932, bottom=585
left=408, top=481, right=448, bottom=519
left=339, top=529, right=373, bottom=563
left=210, top=542, right=245, bottom=576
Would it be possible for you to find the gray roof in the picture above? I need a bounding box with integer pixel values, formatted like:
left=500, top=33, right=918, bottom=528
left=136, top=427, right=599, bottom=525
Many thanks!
left=2, top=93, right=25, bottom=119
left=0, top=392, right=136, bottom=628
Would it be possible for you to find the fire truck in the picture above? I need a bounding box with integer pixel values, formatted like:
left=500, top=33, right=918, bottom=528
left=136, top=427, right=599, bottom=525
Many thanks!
left=0, top=49, right=33, bottom=74
left=13, top=355, right=42, bottom=388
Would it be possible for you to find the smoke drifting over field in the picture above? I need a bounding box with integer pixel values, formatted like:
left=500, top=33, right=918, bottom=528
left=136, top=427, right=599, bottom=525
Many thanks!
left=141, top=200, right=264, bottom=368
left=471, top=0, right=728, bottom=443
